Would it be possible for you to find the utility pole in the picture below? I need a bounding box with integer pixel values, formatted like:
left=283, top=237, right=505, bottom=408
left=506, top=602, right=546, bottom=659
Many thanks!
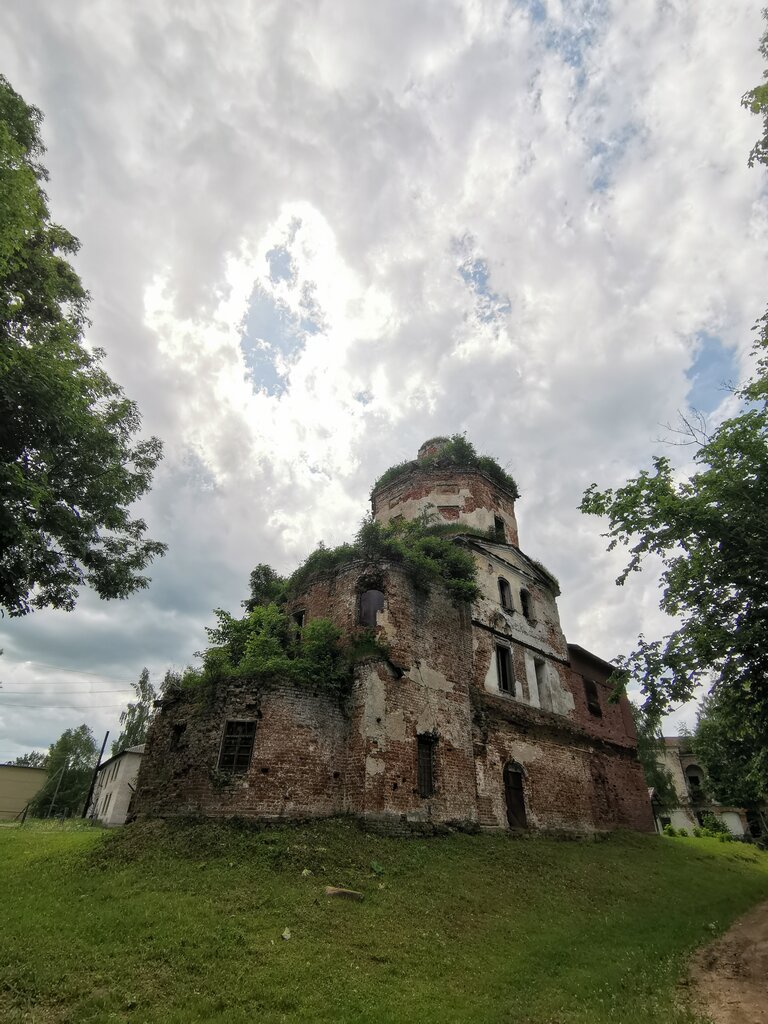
left=81, top=730, right=109, bottom=819
left=46, top=763, right=67, bottom=818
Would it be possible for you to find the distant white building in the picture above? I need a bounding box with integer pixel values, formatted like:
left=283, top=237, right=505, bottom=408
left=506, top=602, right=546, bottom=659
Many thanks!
left=652, top=737, right=749, bottom=837
left=89, top=745, right=144, bottom=826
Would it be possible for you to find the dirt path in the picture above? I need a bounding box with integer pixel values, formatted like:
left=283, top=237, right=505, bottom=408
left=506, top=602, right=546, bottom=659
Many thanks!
left=687, top=900, right=768, bottom=1023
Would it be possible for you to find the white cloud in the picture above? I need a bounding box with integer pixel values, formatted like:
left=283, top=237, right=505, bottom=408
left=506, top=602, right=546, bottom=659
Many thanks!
left=0, top=0, right=766, bottom=756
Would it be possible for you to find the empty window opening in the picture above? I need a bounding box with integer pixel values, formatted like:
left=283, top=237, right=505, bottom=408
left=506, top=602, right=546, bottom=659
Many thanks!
left=493, top=515, right=506, bottom=542
left=218, top=720, right=256, bottom=773
left=534, top=657, right=547, bottom=709
left=498, top=577, right=513, bottom=610
left=685, top=765, right=703, bottom=796
left=293, top=609, right=306, bottom=628
left=417, top=734, right=436, bottom=798
left=503, top=763, right=528, bottom=829
left=496, top=645, right=514, bottom=695
left=170, top=723, right=187, bottom=751
left=660, top=816, right=672, bottom=831
left=359, top=589, right=385, bottom=627
left=520, top=589, right=533, bottom=621
left=583, top=678, right=602, bottom=717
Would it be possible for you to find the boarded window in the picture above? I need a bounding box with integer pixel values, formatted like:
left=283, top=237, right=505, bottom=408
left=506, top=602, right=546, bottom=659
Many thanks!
left=218, top=720, right=256, bottom=773
left=417, top=734, right=436, bottom=798
left=583, top=678, right=602, bottom=717
left=359, top=589, right=385, bottom=627
left=520, top=589, right=533, bottom=620
left=494, top=515, right=506, bottom=542
left=503, top=763, right=527, bottom=829
left=496, top=645, right=514, bottom=694
left=498, top=577, right=513, bottom=610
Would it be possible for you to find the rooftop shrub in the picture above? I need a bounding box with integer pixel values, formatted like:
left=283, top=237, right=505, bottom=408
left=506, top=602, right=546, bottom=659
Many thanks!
left=371, top=433, right=520, bottom=499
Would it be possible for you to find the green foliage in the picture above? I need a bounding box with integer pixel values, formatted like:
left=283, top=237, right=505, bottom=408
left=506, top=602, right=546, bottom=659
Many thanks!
left=111, top=668, right=157, bottom=755
left=630, top=704, right=679, bottom=809
left=662, top=824, right=677, bottom=836
left=699, top=812, right=731, bottom=837
left=371, top=433, right=520, bottom=499
left=693, top=688, right=768, bottom=809
left=742, top=11, right=768, bottom=169
left=29, top=724, right=98, bottom=818
left=200, top=604, right=350, bottom=693
left=3, top=821, right=768, bottom=1023
left=0, top=75, right=165, bottom=616
left=677, top=828, right=688, bottom=837
left=6, top=751, right=48, bottom=768
left=283, top=513, right=480, bottom=604
left=244, top=563, right=286, bottom=611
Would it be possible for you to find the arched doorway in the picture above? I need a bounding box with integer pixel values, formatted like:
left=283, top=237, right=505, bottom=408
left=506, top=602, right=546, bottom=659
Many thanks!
left=503, top=762, right=527, bottom=829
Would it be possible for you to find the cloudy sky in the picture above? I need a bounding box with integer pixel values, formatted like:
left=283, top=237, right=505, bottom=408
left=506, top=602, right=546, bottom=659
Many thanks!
left=1, top=0, right=766, bottom=762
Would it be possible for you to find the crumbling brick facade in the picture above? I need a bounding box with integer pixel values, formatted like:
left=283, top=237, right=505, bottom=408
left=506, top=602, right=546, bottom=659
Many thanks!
left=134, top=440, right=654, bottom=834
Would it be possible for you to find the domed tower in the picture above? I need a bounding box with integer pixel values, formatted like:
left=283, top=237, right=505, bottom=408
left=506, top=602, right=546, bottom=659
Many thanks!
left=370, top=437, right=519, bottom=546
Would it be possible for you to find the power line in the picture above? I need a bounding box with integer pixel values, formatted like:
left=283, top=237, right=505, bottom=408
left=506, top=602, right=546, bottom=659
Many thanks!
left=0, top=702, right=127, bottom=709
left=0, top=689, right=133, bottom=695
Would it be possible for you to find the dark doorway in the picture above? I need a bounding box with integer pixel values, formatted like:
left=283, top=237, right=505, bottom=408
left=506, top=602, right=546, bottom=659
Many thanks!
left=503, top=763, right=527, bottom=829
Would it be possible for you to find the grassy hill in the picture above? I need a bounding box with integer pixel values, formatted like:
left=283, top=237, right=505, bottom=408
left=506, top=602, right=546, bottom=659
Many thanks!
left=2, top=819, right=767, bottom=1024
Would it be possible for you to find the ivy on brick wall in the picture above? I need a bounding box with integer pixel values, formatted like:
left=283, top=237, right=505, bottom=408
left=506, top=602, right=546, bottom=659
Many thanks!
left=371, top=433, right=520, bottom=499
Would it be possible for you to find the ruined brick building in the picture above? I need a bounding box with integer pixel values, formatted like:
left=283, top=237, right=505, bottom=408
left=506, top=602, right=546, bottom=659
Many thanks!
left=135, top=439, right=654, bottom=833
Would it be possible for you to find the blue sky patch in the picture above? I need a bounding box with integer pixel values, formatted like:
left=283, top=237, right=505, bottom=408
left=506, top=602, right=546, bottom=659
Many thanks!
left=455, top=240, right=512, bottom=326
left=685, top=332, right=738, bottom=413
left=240, top=285, right=307, bottom=396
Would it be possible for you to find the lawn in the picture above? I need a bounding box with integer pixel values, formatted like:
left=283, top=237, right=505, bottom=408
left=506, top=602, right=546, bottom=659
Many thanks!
left=1, top=818, right=767, bottom=1023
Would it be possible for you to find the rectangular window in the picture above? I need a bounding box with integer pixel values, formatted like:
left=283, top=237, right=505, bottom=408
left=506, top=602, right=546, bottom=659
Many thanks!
left=417, top=734, right=436, bottom=798
left=496, top=645, right=514, bottom=694
left=583, top=678, right=602, bottom=717
left=293, top=610, right=306, bottom=628
left=493, top=515, right=506, bottom=542
left=218, top=720, right=256, bottom=773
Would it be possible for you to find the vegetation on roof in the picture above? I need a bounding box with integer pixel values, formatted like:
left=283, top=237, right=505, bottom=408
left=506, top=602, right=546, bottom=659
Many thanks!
left=371, top=433, right=520, bottom=499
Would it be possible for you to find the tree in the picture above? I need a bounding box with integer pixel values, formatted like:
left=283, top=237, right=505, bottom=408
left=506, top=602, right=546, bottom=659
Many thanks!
left=580, top=20, right=768, bottom=795
left=631, top=704, right=678, bottom=809
left=0, top=75, right=166, bottom=616
left=111, top=667, right=157, bottom=754
left=5, top=750, right=48, bottom=768
left=693, top=688, right=767, bottom=809
left=29, top=724, right=98, bottom=817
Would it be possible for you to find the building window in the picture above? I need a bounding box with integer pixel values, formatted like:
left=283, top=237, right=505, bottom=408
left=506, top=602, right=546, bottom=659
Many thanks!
left=498, top=577, right=513, bottom=610
left=496, top=645, right=514, bottom=694
left=218, top=720, right=256, bottom=773
left=660, top=816, right=672, bottom=830
left=503, top=763, right=527, bottom=829
left=685, top=765, right=703, bottom=798
left=493, top=515, right=505, bottom=542
left=170, top=723, right=187, bottom=751
left=417, top=734, right=436, bottom=798
left=534, top=657, right=547, bottom=708
left=520, top=588, right=533, bottom=621
left=293, top=609, right=306, bottom=628
left=583, top=678, right=602, bottom=717
left=359, top=589, right=385, bottom=627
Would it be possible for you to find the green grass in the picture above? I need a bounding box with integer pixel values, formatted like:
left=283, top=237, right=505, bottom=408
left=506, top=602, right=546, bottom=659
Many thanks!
left=1, top=819, right=767, bottom=1024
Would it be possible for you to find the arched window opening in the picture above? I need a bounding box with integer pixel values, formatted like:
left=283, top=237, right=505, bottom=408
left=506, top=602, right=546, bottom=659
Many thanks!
left=498, top=577, right=513, bottom=610
left=503, top=762, right=528, bottom=829
left=359, top=589, right=385, bottom=628
left=520, top=588, right=534, bottom=621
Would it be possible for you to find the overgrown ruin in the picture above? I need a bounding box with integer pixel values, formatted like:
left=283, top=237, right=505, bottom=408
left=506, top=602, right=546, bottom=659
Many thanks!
left=134, top=437, right=654, bottom=834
